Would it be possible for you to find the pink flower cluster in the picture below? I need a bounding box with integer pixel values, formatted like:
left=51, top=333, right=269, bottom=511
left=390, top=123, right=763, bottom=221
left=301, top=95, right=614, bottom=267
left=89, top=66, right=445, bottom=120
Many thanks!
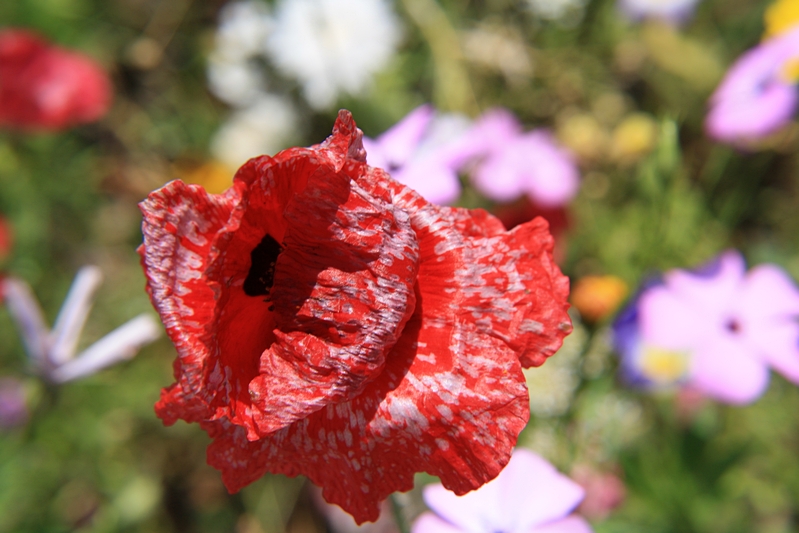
left=364, top=105, right=579, bottom=208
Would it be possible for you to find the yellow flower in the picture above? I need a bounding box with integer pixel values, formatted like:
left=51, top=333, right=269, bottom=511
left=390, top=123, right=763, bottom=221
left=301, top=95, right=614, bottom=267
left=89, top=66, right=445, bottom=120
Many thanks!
left=610, top=113, right=658, bottom=165
left=557, top=112, right=609, bottom=163
left=764, top=0, right=799, bottom=39
left=172, top=160, right=233, bottom=195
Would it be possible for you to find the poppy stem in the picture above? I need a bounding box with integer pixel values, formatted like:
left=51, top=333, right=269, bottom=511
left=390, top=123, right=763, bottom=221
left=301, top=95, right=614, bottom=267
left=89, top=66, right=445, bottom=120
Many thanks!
left=389, top=493, right=410, bottom=533
left=398, top=0, right=478, bottom=115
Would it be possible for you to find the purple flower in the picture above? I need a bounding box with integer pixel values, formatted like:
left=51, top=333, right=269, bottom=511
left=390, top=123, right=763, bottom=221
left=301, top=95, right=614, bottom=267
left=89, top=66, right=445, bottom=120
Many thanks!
left=456, top=108, right=579, bottom=208
left=1, top=266, right=161, bottom=383
left=706, top=26, right=799, bottom=144
left=413, top=449, right=593, bottom=533
left=617, top=0, right=701, bottom=24
left=0, top=377, right=28, bottom=429
left=363, top=105, right=471, bottom=205
left=613, top=251, right=799, bottom=404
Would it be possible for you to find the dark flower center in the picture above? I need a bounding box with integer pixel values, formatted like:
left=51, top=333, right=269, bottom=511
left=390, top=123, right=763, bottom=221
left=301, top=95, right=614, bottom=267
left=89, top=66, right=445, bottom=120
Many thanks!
left=725, top=318, right=741, bottom=334
left=244, top=234, right=283, bottom=297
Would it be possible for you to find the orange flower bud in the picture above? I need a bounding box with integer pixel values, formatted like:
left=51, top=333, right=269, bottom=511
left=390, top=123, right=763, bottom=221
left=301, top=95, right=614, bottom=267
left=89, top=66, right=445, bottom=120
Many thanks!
left=571, top=275, right=628, bottom=323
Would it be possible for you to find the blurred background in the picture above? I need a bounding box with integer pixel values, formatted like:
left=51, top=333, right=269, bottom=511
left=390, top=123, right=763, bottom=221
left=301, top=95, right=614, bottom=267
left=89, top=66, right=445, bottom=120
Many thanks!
left=1, top=0, right=799, bottom=531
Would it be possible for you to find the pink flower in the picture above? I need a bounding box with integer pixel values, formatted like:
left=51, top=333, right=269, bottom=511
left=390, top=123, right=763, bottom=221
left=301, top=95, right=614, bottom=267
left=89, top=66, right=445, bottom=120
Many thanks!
left=363, top=105, right=470, bottom=204
left=618, top=251, right=799, bottom=404
left=413, top=449, right=592, bottom=533
left=705, top=26, right=799, bottom=144
left=0, top=29, right=112, bottom=131
left=364, top=107, right=580, bottom=209
left=0, top=377, right=28, bottom=429
left=571, top=466, right=625, bottom=521
left=456, top=109, right=580, bottom=208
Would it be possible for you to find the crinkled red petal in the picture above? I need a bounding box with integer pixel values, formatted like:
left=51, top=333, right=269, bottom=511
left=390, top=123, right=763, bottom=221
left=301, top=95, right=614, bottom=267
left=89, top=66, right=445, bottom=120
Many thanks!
left=207, top=271, right=529, bottom=524
left=139, top=181, right=244, bottom=425
left=142, top=110, right=572, bottom=525
left=205, top=140, right=570, bottom=523
left=238, top=150, right=419, bottom=437
left=141, top=112, right=418, bottom=441
left=388, top=183, right=571, bottom=369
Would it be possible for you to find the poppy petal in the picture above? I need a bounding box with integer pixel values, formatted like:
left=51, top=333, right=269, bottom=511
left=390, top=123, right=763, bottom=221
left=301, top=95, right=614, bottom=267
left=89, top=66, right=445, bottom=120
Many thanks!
left=390, top=186, right=571, bottom=368
left=242, top=148, right=420, bottom=436
left=143, top=118, right=419, bottom=439
left=205, top=194, right=535, bottom=522
left=140, top=180, right=243, bottom=425
left=142, top=110, right=571, bottom=524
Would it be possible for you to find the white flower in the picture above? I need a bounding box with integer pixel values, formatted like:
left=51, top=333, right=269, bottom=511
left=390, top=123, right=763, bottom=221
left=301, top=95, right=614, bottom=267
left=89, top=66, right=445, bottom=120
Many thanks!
left=527, top=0, right=587, bottom=21
left=207, top=57, right=268, bottom=107
left=1, top=266, right=161, bottom=383
left=265, top=0, right=402, bottom=109
left=210, top=93, right=300, bottom=168
left=215, top=1, right=273, bottom=61
left=207, top=1, right=274, bottom=107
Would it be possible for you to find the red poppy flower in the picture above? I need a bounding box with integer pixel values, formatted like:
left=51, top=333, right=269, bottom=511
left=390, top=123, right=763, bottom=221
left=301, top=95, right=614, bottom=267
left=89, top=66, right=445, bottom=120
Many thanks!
left=139, top=111, right=571, bottom=523
left=0, top=29, right=111, bottom=131
left=0, top=215, right=11, bottom=263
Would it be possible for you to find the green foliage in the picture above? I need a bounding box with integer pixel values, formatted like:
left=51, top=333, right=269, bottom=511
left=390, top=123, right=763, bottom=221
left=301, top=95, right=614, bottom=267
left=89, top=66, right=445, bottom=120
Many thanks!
left=1, top=0, right=799, bottom=531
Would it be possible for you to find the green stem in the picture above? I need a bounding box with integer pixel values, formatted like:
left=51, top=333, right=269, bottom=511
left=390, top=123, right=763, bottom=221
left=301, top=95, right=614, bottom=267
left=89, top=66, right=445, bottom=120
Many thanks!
left=399, top=0, right=478, bottom=115
left=389, top=493, right=411, bottom=533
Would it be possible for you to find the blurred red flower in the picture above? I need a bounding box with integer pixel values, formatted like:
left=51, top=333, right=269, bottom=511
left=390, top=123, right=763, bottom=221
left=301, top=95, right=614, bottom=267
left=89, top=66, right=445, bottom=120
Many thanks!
left=0, top=29, right=111, bottom=131
left=0, top=215, right=11, bottom=263
left=139, top=111, right=571, bottom=523
left=492, top=196, right=570, bottom=263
